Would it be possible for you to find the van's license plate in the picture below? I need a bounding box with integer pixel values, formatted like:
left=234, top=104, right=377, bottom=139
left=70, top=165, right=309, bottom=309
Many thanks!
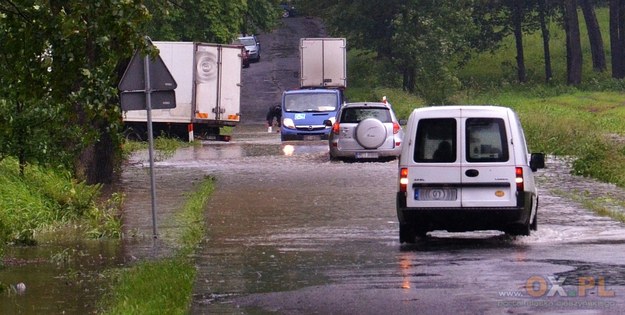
left=414, top=188, right=457, bottom=201
left=355, top=152, right=379, bottom=159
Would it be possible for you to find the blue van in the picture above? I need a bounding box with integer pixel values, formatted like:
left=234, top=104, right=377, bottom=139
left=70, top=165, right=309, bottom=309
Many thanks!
left=280, top=88, right=344, bottom=141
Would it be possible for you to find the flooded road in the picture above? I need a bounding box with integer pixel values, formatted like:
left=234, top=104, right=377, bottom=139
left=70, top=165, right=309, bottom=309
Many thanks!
left=158, top=125, right=625, bottom=314
left=3, top=124, right=625, bottom=314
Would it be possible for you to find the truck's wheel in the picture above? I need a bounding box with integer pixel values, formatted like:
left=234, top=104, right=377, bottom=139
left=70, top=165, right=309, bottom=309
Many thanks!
left=124, top=125, right=146, bottom=141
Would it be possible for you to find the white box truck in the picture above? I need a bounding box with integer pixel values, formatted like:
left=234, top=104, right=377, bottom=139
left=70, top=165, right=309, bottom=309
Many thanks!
left=280, top=38, right=347, bottom=141
left=299, top=37, right=347, bottom=88
left=123, top=41, right=243, bottom=141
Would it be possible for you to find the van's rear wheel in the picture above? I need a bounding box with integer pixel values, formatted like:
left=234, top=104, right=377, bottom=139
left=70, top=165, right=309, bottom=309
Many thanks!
left=530, top=198, right=538, bottom=231
left=505, top=221, right=531, bottom=236
left=399, top=224, right=415, bottom=244
left=530, top=212, right=538, bottom=231
left=399, top=225, right=427, bottom=243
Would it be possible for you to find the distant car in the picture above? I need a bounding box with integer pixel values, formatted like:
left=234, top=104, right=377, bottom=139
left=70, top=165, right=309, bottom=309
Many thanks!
left=279, top=3, right=297, bottom=18
left=324, top=101, right=404, bottom=161
left=238, top=35, right=260, bottom=62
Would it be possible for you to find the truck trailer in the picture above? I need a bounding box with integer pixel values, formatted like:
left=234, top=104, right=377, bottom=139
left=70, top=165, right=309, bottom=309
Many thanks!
left=122, top=41, right=243, bottom=141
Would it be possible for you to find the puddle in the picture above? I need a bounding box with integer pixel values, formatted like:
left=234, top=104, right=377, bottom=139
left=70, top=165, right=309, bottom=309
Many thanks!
left=0, top=239, right=123, bottom=314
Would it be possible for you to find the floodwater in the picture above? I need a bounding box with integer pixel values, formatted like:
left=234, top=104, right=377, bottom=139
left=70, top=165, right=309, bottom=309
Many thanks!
left=2, top=124, right=625, bottom=314
left=0, top=125, right=325, bottom=314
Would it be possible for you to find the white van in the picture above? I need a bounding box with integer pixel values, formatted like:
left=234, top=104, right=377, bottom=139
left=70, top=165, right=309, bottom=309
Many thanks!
left=396, top=105, right=545, bottom=243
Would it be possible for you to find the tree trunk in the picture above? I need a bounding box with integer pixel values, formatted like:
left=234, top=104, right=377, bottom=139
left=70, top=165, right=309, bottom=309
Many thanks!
left=74, top=6, right=117, bottom=185
left=402, top=66, right=416, bottom=93
left=580, top=0, right=607, bottom=72
left=538, top=0, right=553, bottom=82
left=610, top=0, right=625, bottom=78
left=16, top=101, right=26, bottom=176
left=512, top=1, right=527, bottom=83
left=564, top=0, right=583, bottom=85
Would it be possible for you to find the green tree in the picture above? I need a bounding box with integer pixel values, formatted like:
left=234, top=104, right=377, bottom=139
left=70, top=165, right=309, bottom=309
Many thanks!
left=302, top=0, right=476, bottom=103
left=391, top=0, right=476, bottom=103
left=0, top=1, right=150, bottom=183
left=145, top=0, right=279, bottom=43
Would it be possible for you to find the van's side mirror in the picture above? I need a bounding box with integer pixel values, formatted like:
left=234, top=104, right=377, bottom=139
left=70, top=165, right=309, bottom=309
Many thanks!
left=323, top=119, right=333, bottom=127
left=530, top=153, right=545, bottom=172
left=399, top=119, right=408, bottom=125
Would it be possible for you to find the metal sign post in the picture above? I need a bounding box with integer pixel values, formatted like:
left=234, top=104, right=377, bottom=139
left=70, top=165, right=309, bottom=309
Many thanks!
left=144, top=42, right=158, bottom=239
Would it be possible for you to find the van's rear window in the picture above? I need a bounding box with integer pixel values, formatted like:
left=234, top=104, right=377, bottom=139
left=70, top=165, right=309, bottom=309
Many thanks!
left=466, top=118, right=509, bottom=162
left=414, top=118, right=457, bottom=163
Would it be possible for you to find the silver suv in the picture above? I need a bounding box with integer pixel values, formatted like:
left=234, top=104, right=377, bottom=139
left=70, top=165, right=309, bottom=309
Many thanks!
left=324, top=101, right=404, bottom=161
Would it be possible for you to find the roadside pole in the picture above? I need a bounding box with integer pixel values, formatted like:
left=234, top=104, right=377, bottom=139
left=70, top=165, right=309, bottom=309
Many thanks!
left=144, top=41, right=159, bottom=239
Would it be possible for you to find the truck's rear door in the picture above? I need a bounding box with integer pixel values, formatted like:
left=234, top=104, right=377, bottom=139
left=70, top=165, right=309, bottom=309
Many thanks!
left=194, top=44, right=241, bottom=123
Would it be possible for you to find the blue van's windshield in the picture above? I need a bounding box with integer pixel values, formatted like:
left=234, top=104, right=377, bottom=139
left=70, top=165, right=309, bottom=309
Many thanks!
left=284, top=93, right=338, bottom=112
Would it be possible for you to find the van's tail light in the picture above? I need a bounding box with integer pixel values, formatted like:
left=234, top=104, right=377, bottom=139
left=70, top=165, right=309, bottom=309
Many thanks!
left=515, top=167, right=524, bottom=191
left=332, top=122, right=340, bottom=135
left=393, top=122, right=400, bottom=134
left=399, top=168, right=409, bottom=192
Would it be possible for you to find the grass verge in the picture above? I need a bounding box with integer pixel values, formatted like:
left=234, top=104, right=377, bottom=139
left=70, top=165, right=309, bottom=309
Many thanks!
left=0, top=158, right=122, bottom=247
left=556, top=189, right=625, bottom=224
left=99, top=175, right=214, bottom=315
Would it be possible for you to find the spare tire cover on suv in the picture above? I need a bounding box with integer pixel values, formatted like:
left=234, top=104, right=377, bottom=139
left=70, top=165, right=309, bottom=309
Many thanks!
left=355, top=118, right=387, bottom=149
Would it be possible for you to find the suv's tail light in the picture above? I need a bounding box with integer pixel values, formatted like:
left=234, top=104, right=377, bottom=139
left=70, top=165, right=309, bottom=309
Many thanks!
left=393, top=122, right=400, bottom=134
left=515, top=167, right=524, bottom=191
left=399, top=168, right=408, bottom=192
left=332, top=122, right=340, bottom=135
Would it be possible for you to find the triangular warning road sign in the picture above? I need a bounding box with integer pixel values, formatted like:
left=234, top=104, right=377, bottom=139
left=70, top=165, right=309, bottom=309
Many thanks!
left=118, top=50, right=177, bottom=92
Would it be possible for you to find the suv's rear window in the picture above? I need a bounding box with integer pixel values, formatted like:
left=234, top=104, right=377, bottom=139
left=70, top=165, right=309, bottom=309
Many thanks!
left=341, top=107, right=391, bottom=123
left=414, top=118, right=457, bottom=163
left=466, top=118, right=509, bottom=162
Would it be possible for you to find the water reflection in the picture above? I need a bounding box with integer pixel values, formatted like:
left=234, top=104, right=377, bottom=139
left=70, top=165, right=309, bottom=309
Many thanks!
left=399, top=254, right=411, bottom=290
left=128, top=142, right=327, bottom=166
left=283, top=144, right=295, bottom=156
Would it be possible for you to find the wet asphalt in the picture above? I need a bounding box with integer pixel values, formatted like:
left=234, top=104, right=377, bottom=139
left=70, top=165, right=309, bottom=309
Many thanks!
left=174, top=128, right=625, bottom=315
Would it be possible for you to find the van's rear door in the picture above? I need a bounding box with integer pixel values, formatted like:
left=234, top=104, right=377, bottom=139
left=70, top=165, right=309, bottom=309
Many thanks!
left=406, top=109, right=462, bottom=208
left=460, top=109, right=517, bottom=208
